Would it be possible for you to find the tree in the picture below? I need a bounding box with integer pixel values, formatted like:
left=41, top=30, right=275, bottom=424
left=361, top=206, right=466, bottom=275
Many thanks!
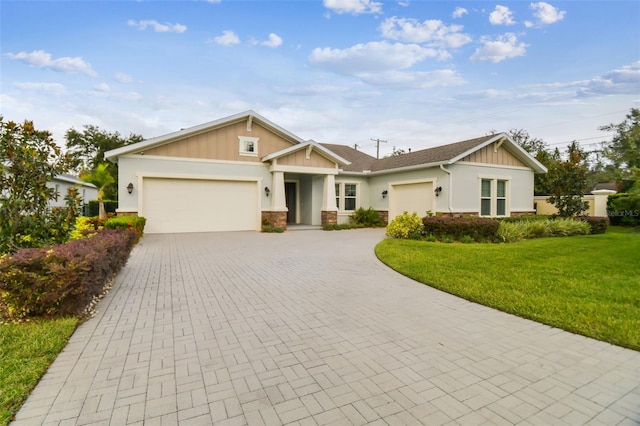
left=80, top=163, right=114, bottom=220
left=385, top=146, right=406, bottom=157
left=65, top=125, right=142, bottom=200
left=0, top=118, right=73, bottom=253
left=507, top=129, right=547, bottom=155
left=547, top=141, right=590, bottom=217
left=599, top=108, right=640, bottom=192
left=507, top=129, right=557, bottom=195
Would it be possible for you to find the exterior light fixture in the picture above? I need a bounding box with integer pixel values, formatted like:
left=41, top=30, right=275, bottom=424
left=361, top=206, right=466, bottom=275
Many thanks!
left=127, top=182, right=134, bottom=194
left=265, top=187, right=271, bottom=197
left=434, top=186, right=442, bottom=197
left=381, top=190, right=388, bottom=198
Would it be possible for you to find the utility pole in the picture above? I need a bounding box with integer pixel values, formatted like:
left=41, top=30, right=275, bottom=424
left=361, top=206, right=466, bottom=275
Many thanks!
left=371, top=138, right=387, bottom=159
left=353, top=143, right=359, bottom=150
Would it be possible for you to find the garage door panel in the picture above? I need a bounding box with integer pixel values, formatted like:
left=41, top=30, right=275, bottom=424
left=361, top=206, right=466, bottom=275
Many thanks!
left=390, top=182, right=434, bottom=220
left=143, top=178, right=258, bottom=233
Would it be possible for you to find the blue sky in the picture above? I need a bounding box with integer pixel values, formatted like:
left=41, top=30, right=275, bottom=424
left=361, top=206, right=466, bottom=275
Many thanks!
left=1, top=0, right=639, bottom=158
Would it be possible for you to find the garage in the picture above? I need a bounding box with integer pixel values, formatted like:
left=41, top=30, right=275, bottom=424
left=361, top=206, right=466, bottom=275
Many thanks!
left=141, top=177, right=260, bottom=234
left=389, top=181, right=434, bottom=220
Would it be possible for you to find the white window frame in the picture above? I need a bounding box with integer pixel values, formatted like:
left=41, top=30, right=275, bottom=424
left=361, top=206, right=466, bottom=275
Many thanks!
left=238, top=136, right=259, bottom=157
left=479, top=177, right=510, bottom=217
left=335, top=182, right=359, bottom=212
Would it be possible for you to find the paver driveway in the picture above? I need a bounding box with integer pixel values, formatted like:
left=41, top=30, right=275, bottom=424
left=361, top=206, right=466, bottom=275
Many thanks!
left=13, top=229, right=640, bottom=425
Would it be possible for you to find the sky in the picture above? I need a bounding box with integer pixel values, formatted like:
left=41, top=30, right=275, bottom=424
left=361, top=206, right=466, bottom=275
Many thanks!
left=1, top=0, right=639, bottom=158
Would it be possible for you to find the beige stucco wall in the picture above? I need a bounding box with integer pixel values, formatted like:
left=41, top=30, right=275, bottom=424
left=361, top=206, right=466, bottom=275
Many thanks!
left=535, top=195, right=597, bottom=216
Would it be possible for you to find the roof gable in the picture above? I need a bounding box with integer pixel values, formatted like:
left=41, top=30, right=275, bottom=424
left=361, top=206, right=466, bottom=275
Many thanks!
left=105, top=110, right=305, bottom=162
left=263, top=141, right=350, bottom=167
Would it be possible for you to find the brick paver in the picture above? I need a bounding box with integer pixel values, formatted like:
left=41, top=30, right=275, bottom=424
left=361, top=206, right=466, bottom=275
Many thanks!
left=12, top=229, right=640, bottom=425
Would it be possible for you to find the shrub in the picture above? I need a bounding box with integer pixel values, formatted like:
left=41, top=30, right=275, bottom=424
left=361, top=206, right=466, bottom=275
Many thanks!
left=69, top=216, right=101, bottom=240
left=607, top=193, right=640, bottom=226
left=0, top=229, right=136, bottom=320
left=422, top=216, right=500, bottom=242
left=104, top=216, right=146, bottom=242
left=262, top=225, right=285, bottom=233
left=323, top=223, right=366, bottom=231
left=87, top=200, right=118, bottom=217
left=576, top=216, right=610, bottom=234
left=386, top=212, right=424, bottom=239
left=350, top=207, right=385, bottom=227
left=497, top=218, right=590, bottom=242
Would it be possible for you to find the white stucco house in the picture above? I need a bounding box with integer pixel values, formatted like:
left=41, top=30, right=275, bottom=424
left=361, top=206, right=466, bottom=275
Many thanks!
left=47, top=174, right=98, bottom=209
left=105, top=111, right=547, bottom=234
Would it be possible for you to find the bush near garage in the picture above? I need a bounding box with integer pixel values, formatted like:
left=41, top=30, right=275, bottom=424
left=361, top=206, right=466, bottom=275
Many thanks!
left=104, top=216, right=146, bottom=242
left=386, top=212, right=424, bottom=240
left=0, top=229, right=136, bottom=320
left=422, top=216, right=500, bottom=242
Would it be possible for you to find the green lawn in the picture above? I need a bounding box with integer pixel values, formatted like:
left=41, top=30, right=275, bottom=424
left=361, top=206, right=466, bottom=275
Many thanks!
left=0, top=318, right=78, bottom=426
left=375, top=227, right=640, bottom=351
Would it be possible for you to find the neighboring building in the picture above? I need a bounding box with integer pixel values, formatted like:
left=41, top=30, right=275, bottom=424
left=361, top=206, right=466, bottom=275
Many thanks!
left=105, top=111, right=547, bottom=234
left=47, top=174, right=98, bottom=210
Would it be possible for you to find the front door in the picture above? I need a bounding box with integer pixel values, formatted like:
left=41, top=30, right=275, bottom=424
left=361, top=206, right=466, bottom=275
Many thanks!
left=285, top=182, right=297, bottom=223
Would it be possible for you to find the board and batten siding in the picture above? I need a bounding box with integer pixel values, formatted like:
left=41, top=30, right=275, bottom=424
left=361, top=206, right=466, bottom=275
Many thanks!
left=142, top=121, right=294, bottom=162
left=460, top=145, right=526, bottom=168
left=277, top=149, right=336, bottom=168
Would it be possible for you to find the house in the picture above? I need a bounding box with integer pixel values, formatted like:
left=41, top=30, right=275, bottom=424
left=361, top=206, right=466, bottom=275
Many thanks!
left=47, top=174, right=98, bottom=210
left=105, top=111, right=547, bottom=234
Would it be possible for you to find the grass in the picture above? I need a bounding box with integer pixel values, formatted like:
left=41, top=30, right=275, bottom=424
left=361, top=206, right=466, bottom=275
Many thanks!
left=0, top=318, right=78, bottom=425
left=375, top=227, right=640, bottom=351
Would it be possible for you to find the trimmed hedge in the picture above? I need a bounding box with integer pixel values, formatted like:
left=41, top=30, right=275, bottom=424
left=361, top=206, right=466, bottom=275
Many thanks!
left=104, top=216, right=146, bottom=242
left=422, top=216, right=500, bottom=242
left=0, top=229, right=136, bottom=320
left=576, top=216, right=610, bottom=234
left=607, top=193, right=640, bottom=226
left=86, top=200, right=118, bottom=217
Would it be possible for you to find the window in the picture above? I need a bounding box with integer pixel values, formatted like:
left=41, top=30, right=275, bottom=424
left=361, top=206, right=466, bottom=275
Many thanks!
left=480, top=178, right=509, bottom=217
left=238, top=136, right=259, bottom=156
left=335, top=182, right=358, bottom=211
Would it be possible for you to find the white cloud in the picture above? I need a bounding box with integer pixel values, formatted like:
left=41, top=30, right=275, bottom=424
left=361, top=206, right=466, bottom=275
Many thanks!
left=209, top=30, right=240, bottom=46
left=527, top=2, right=566, bottom=27
left=4, top=50, right=97, bottom=77
left=114, top=72, right=134, bottom=83
left=94, top=83, right=111, bottom=92
left=356, top=69, right=466, bottom=89
left=12, top=82, right=67, bottom=95
left=379, top=17, right=472, bottom=49
left=323, top=0, right=382, bottom=15
left=309, top=41, right=442, bottom=75
left=489, top=5, right=516, bottom=25
left=452, top=7, right=468, bottom=19
left=261, top=33, right=283, bottom=48
left=127, top=19, right=187, bottom=33
left=471, top=33, right=527, bottom=63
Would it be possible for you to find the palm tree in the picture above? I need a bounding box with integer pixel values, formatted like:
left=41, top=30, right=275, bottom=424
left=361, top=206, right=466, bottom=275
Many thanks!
left=80, top=163, right=114, bottom=220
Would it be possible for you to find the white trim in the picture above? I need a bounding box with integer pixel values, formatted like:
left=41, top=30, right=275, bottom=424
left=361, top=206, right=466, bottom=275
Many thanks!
left=269, top=164, right=339, bottom=175
left=262, top=140, right=350, bottom=166
left=335, top=181, right=360, bottom=213
left=457, top=161, right=532, bottom=171
left=478, top=176, right=511, bottom=217
left=120, top=153, right=267, bottom=168
left=239, top=136, right=259, bottom=156
left=388, top=179, right=436, bottom=220
left=388, top=177, right=437, bottom=187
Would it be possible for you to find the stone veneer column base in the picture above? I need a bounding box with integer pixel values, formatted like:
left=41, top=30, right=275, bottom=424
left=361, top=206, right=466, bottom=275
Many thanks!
left=261, top=211, right=287, bottom=229
left=116, top=211, right=138, bottom=217
left=321, top=211, right=337, bottom=226
left=375, top=210, right=389, bottom=224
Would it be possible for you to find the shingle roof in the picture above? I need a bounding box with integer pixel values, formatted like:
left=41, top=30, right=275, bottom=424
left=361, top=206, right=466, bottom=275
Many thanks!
left=322, top=134, right=497, bottom=173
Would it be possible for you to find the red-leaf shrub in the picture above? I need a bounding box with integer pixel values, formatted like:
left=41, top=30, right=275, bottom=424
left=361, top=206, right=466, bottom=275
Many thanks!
left=422, top=216, right=500, bottom=242
left=0, top=229, right=136, bottom=320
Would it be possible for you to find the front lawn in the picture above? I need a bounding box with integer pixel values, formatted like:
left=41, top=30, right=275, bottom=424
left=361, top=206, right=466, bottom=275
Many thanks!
left=375, top=227, right=640, bottom=351
left=0, top=318, right=78, bottom=425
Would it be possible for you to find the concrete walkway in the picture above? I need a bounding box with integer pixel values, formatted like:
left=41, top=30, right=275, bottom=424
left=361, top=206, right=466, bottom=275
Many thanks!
left=12, top=229, right=640, bottom=425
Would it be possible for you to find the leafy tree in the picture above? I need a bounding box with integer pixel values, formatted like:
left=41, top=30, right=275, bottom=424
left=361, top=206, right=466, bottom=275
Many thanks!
left=547, top=141, right=590, bottom=217
left=385, top=147, right=407, bottom=157
left=0, top=118, right=73, bottom=253
left=65, top=125, right=142, bottom=200
left=507, top=129, right=558, bottom=195
left=508, top=129, right=547, bottom=155
left=599, top=108, right=640, bottom=192
left=80, top=163, right=114, bottom=220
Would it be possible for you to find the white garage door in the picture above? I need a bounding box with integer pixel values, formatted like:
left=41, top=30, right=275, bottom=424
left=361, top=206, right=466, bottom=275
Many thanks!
left=390, top=182, right=434, bottom=220
left=142, top=178, right=259, bottom=233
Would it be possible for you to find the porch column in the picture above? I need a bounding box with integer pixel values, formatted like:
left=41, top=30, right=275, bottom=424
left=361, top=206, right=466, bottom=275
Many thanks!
left=260, top=171, right=288, bottom=229
left=321, top=174, right=338, bottom=225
